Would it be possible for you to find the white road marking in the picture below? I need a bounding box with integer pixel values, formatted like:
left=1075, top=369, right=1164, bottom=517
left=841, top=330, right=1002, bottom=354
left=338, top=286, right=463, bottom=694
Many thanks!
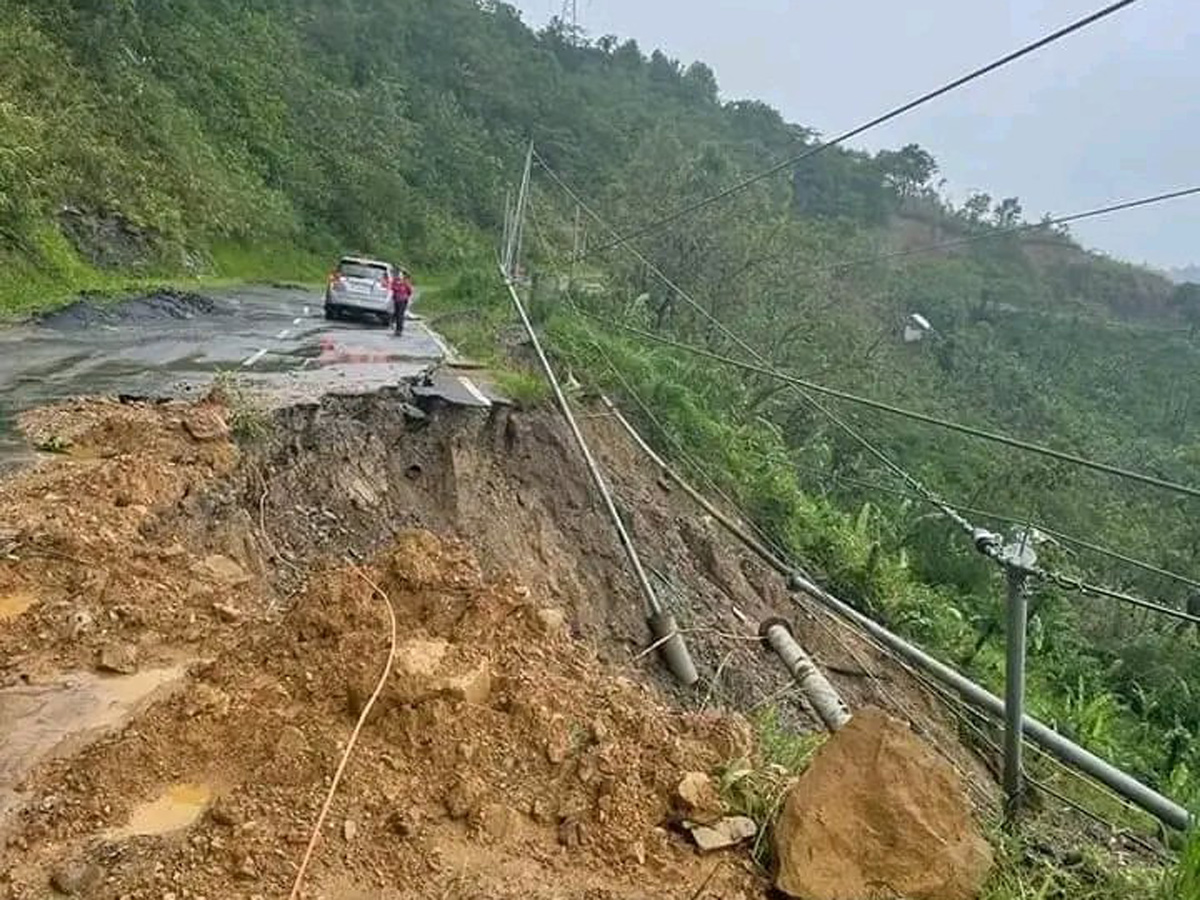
left=292, top=317, right=302, bottom=325
left=457, top=376, right=491, bottom=407
left=303, top=306, right=311, bottom=316
left=242, top=348, right=268, bottom=368
left=276, top=328, right=291, bottom=340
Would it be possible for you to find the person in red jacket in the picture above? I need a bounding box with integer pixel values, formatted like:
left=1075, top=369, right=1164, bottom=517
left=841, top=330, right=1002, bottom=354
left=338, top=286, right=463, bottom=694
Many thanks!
left=391, top=269, right=413, bottom=336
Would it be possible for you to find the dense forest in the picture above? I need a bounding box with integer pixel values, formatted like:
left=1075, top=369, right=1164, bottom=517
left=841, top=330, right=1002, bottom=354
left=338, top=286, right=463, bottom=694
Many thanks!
left=3, top=0, right=1200, bottom=891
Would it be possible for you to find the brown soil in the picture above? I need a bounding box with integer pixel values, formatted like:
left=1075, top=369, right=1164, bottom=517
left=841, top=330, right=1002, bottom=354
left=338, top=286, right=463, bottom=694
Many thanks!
left=0, top=389, right=1010, bottom=899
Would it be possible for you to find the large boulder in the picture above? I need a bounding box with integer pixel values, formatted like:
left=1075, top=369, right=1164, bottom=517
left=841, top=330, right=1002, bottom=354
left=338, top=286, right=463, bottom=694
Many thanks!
left=774, top=708, right=992, bottom=900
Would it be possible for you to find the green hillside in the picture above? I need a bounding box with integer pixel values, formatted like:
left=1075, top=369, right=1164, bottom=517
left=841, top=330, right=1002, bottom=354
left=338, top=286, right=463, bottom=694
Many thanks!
left=3, top=0, right=1199, bottom=890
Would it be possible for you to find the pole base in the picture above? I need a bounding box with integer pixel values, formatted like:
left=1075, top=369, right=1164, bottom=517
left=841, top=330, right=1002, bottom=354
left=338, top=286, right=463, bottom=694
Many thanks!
left=648, top=611, right=699, bottom=687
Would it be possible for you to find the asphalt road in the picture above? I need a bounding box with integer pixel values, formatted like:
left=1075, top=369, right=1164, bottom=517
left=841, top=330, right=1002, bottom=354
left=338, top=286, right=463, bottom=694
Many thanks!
left=0, top=285, right=497, bottom=467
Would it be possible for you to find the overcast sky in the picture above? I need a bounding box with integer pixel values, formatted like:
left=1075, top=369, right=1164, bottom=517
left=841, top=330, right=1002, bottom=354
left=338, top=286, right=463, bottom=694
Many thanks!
left=513, top=0, right=1198, bottom=271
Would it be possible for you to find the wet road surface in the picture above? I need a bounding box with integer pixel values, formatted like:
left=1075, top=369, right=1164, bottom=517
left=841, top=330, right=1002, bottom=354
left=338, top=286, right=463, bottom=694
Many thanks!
left=0, top=285, right=499, bottom=466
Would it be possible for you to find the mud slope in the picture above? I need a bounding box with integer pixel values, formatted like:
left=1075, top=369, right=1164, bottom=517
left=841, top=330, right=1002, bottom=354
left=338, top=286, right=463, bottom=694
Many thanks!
left=0, top=390, right=1000, bottom=898
left=182, top=392, right=995, bottom=778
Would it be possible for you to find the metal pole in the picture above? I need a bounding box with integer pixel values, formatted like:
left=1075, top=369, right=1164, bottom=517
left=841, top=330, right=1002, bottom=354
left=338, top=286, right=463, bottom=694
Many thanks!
left=1003, top=566, right=1030, bottom=825
left=501, top=189, right=514, bottom=272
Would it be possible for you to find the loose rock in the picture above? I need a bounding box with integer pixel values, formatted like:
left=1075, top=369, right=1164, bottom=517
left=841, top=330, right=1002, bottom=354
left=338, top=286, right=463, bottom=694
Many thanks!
left=536, top=607, right=567, bottom=635
left=196, top=554, right=251, bottom=587
left=394, top=639, right=450, bottom=678
left=675, top=771, right=723, bottom=825
left=688, top=816, right=757, bottom=852
left=96, top=642, right=139, bottom=675
left=50, top=860, right=102, bottom=895
left=442, top=661, right=491, bottom=705
left=773, top=707, right=992, bottom=900
left=183, top=407, right=230, bottom=442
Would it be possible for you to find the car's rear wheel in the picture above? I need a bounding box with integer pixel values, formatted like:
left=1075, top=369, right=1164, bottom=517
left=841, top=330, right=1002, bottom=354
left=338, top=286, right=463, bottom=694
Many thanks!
left=377, top=313, right=392, bottom=327
left=324, top=305, right=337, bottom=320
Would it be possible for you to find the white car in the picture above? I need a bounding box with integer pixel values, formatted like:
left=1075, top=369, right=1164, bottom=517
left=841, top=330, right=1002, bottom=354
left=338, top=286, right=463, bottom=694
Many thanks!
left=324, top=256, right=397, bottom=325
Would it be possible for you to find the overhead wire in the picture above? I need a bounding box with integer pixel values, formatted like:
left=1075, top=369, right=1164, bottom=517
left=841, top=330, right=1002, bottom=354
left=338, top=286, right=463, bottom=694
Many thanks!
left=529, top=187, right=1184, bottom=839
left=582, top=312, right=1200, bottom=623
left=795, top=464, right=1200, bottom=592
left=583, top=0, right=1142, bottom=256
left=819, top=186, right=1200, bottom=275
left=535, top=157, right=1200, bottom=624
left=573, top=313, right=1200, bottom=502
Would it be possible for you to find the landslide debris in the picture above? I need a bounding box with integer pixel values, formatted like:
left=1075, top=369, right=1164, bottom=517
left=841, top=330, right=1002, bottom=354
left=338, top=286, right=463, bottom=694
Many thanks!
left=0, top=392, right=1004, bottom=899
left=773, top=708, right=993, bottom=900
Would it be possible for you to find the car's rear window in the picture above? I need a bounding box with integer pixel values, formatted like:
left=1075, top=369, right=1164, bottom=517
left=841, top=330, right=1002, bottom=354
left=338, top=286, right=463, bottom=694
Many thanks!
left=338, top=261, right=387, bottom=280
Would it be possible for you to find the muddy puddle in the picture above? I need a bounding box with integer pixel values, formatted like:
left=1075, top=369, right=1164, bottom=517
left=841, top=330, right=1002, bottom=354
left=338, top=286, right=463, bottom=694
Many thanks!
left=0, top=591, right=37, bottom=622
left=0, top=665, right=191, bottom=827
left=112, top=783, right=213, bottom=838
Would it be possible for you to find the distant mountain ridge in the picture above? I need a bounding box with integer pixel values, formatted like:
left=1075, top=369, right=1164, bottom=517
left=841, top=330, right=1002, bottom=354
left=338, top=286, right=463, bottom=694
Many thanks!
left=1168, top=264, right=1200, bottom=284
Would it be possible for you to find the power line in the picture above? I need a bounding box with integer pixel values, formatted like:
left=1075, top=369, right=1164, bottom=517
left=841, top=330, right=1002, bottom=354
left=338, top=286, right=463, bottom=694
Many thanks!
left=795, top=464, right=1200, bottom=592
left=576, top=314, right=1200, bottom=502
left=536, top=155, right=1200, bottom=624
left=525, top=186, right=800, bottom=568
left=584, top=0, right=1142, bottom=256
left=535, top=148, right=974, bottom=532
left=575, top=311, right=1200, bottom=625
left=821, top=186, right=1200, bottom=275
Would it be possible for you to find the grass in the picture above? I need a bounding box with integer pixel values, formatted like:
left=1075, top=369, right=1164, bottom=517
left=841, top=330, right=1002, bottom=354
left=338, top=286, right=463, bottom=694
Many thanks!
left=211, top=371, right=271, bottom=442
left=493, top=369, right=550, bottom=408
left=715, top=707, right=826, bottom=871
left=0, top=231, right=329, bottom=318
left=980, top=835, right=1173, bottom=899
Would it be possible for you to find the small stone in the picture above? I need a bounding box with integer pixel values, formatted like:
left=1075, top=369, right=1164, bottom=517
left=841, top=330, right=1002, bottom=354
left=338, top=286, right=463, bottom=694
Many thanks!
left=630, top=840, right=647, bottom=866
left=196, top=555, right=250, bottom=586
left=444, top=778, right=484, bottom=821
left=689, top=815, right=758, bottom=852
left=50, top=860, right=102, bottom=895
left=208, top=799, right=241, bottom=827
left=388, top=810, right=418, bottom=837
left=536, top=608, right=567, bottom=635
left=69, top=610, right=95, bottom=639
left=342, top=819, right=358, bottom=841
left=676, top=772, right=723, bottom=825
left=96, top=642, right=139, bottom=675
left=235, top=855, right=257, bottom=880
left=443, top=661, right=491, bottom=705
left=557, top=816, right=587, bottom=849
left=274, top=725, right=310, bottom=760
left=393, top=639, right=449, bottom=677
left=211, top=602, right=244, bottom=623
left=183, top=407, right=230, bottom=442
left=529, top=796, right=555, bottom=825
left=401, top=403, right=428, bottom=423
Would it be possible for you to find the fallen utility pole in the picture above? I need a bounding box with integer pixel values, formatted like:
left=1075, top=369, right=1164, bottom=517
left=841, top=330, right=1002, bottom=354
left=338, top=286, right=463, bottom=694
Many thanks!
left=498, top=149, right=697, bottom=686
left=604, top=395, right=1192, bottom=832
left=500, top=271, right=697, bottom=686
left=603, top=395, right=849, bottom=729
left=760, top=618, right=852, bottom=732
